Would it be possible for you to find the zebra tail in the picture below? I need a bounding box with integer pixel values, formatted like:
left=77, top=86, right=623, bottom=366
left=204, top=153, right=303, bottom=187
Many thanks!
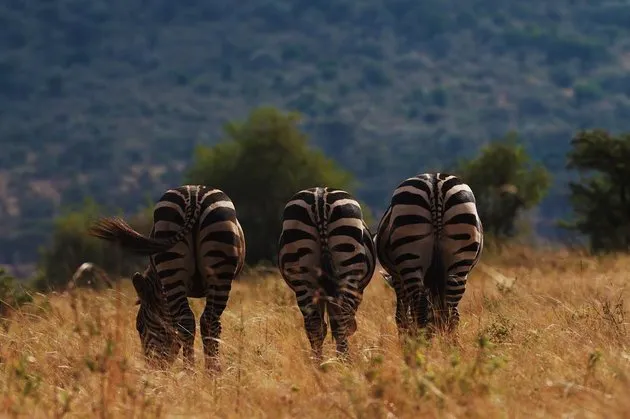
left=87, top=217, right=174, bottom=255
left=312, top=188, right=340, bottom=298
left=89, top=188, right=201, bottom=256
left=316, top=249, right=339, bottom=297
left=425, top=242, right=447, bottom=315
left=88, top=214, right=195, bottom=256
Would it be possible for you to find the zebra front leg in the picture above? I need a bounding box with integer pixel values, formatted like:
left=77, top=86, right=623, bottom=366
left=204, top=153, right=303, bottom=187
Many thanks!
left=160, top=267, right=197, bottom=370
left=173, top=304, right=196, bottom=370
left=301, top=301, right=327, bottom=363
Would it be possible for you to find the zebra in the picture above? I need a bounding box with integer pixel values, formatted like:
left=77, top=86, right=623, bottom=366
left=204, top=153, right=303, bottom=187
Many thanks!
left=69, top=262, right=114, bottom=291
left=278, top=187, right=376, bottom=361
left=375, top=173, right=483, bottom=337
left=88, top=185, right=246, bottom=371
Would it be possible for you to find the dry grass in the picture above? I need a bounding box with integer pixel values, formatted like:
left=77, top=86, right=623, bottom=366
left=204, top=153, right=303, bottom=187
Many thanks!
left=1, top=245, right=629, bottom=418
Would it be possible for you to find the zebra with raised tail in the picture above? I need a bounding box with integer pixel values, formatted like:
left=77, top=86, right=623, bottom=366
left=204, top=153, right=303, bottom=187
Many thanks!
left=88, top=185, right=246, bottom=371
left=278, top=187, right=376, bottom=361
left=375, top=173, right=483, bottom=336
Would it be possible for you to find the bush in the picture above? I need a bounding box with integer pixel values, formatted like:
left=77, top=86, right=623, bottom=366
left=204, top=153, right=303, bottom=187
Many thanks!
left=0, top=268, right=32, bottom=319
left=456, top=132, right=551, bottom=239
left=33, top=199, right=150, bottom=292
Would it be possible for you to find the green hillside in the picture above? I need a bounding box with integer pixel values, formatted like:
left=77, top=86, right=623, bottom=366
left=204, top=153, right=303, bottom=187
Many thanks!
left=2, top=0, right=630, bottom=266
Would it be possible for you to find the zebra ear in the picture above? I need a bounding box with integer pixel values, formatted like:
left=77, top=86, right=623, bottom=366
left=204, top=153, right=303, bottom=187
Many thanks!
left=132, top=272, right=147, bottom=302
left=379, top=270, right=394, bottom=289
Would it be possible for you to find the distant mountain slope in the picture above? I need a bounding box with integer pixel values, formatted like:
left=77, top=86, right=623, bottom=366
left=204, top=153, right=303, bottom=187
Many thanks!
left=2, top=0, right=630, bottom=264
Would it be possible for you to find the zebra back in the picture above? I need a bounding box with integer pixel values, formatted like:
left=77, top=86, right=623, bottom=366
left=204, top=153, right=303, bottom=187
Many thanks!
left=278, top=187, right=374, bottom=297
left=375, top=172, right=483, bottom=323
left=88, top=185, right=204, bottom=256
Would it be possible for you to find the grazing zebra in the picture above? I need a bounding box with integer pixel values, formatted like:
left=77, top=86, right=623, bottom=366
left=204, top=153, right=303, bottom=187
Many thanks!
left=278, top=187, right=376, bottom=361
left=375, top=173, right=483, bottom=336
left=69, top=262, right=113, bottom=291
left=88, top=185, right=246, bottom=371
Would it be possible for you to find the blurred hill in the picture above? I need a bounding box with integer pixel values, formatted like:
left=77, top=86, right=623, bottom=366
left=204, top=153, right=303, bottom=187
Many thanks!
left=3, top=0, right=630, bottom=264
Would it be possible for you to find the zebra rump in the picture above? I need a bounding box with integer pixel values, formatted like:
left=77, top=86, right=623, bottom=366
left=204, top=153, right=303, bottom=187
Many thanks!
left=278, top=187, right=375, bottom=360
left=375, top=172, right=483, bottom=334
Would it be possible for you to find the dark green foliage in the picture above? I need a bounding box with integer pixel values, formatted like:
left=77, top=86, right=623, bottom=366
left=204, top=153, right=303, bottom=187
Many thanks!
left=32, top=199, right=150, bottom=291
left=0, top=268, right=32, bottom=319
left=456, top=133, right=551, bottom=239
left=186, top=106, right=357, bottom=264
left=561, top=130, right=630, bottom=253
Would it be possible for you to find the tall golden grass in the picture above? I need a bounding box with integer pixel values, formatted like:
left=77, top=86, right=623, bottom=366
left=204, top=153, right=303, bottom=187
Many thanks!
left=1, top=245, right=628, bottom=418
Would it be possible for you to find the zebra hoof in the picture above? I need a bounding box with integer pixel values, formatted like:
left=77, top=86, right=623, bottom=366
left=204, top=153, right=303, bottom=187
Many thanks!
left=205, top=357, right=222, bottom=374
left=310, top=352, right=324, bottom=366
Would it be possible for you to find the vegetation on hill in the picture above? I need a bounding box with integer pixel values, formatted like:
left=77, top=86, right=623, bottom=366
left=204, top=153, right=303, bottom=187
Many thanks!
left=4, top=0, right=630, bottom=266
left=1, top=247, right=628, bottom=417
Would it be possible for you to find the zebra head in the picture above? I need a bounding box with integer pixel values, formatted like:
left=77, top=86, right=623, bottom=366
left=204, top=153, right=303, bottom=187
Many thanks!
left=132, top=269, right=179, bottom=368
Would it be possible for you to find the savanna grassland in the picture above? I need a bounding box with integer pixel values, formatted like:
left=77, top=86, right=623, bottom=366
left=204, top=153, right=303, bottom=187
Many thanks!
left=1, top=246, right=628, bottom=418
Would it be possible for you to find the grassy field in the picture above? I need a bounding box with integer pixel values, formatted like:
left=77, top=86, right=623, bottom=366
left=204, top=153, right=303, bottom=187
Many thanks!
left=1, top=245, right=629, bottom=418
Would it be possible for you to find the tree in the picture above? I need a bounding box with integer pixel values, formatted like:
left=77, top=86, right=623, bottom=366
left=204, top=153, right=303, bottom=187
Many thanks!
left=186, top=106, right=357, bottom=264
left=561, top=129, right=630, bottom=252
left=456, top=132, right=551, bottom=239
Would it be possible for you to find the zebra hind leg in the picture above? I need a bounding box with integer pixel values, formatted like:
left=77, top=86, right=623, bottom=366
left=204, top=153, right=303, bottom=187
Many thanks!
left=327, top=300, right=357, bottom=362
left=200, top=295, right=226, bottom=373
left=410, top=288, right=433, bottom=340
left=199, top=310, right=221, bottom=373
left=301, top=301, right=327, bottom=363
left=444, top=274, right=466, bottom=333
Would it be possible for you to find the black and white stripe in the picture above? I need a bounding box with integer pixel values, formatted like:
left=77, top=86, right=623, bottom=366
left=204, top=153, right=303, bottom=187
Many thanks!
left=278, top=187, right=376, bottom=361
left=88, top=185, right=246, bottom=370
left=375, top=173, right=483, bottom=335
